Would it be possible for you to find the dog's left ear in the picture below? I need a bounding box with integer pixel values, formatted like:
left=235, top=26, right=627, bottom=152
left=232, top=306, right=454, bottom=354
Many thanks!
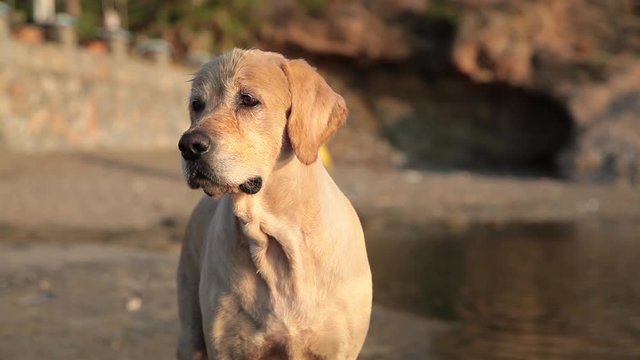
left=281, top=59, right=348, bottom=165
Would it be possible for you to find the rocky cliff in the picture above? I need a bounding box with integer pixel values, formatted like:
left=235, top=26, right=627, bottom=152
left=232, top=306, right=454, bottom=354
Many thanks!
left=451, top=0, right=640, bottom=182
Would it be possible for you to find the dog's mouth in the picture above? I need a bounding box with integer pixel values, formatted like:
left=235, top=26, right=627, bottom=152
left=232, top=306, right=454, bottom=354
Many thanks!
left=184, top=162, right=234, bottom=197
left=184, top=162, right=262, bottom=197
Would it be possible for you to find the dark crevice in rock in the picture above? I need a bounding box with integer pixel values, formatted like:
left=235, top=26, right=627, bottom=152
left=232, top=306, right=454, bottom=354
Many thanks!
left=263, top=7, right=576, bottom=176
left=375, top=75, right=575, bottom=175
left=314, top=57, right=576, bottom=176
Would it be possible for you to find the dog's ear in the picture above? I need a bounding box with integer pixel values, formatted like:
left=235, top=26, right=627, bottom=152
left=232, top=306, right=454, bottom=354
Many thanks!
left=281, top=59, right=348, bottom=165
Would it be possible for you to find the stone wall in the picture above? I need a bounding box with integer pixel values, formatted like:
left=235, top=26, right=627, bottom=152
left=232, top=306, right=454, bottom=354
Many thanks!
left=0, top=26, right=191, bottom=152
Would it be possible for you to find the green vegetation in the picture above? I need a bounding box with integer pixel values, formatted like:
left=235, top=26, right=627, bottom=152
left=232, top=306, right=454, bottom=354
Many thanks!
left=127, top=0, right=262, bottom=52
left=13, top=0, right=263, bottom=49
left=423, top=1, right=460, bottom=27
left=299, top=0, right=326, bottom=16
left=75, top=1, right=102, bottom=42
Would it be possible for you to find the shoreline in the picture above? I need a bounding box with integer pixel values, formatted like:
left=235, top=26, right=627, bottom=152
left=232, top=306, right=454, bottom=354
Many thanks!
left=0, top=150, right=638, bottom=236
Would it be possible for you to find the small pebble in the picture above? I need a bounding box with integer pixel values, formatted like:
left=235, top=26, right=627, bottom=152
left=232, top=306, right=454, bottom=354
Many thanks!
left=576, top=198, right=599, bottom=213
left=125, top=295, right=142, bottom=312
left=402, top=170, right=422, bottom=184
left=38, top=279, right=50, bottom=290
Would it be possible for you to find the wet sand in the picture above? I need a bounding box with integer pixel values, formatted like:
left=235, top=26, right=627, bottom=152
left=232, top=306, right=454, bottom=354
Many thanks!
left=0, top=150, right=638, bottom=230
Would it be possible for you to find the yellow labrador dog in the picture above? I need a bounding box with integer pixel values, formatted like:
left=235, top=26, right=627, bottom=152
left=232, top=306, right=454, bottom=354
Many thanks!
left=177, top=49, right=372, bottom=360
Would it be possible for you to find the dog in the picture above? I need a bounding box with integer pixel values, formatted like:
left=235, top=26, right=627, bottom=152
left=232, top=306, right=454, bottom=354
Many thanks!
left=176, top=49, right=372, bottom=359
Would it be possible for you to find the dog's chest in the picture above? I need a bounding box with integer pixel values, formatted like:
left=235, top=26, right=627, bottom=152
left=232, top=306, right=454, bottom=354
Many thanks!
left=213, top=288, right=344, bottom=359
left=204, top=249, right=343, bottom=359
left=200, top=198, right=355, bottom=358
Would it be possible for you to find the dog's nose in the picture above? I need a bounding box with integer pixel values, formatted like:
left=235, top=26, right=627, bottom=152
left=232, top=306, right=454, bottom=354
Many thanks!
left=178, top=131, right=211, bottom=161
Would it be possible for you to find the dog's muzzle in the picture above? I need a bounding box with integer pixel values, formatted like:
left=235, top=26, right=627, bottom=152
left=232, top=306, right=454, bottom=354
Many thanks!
left=239, top=177, right=262, bottom=194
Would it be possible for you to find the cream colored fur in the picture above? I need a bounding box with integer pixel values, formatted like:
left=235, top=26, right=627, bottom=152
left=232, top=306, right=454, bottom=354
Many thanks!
left=177, top=49, right=372, bottom=360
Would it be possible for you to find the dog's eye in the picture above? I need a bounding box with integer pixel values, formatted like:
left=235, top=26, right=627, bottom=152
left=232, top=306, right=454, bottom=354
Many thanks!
left=240, top=94, right=260, bottom=107
left=191, top=99, right=205, bottom=113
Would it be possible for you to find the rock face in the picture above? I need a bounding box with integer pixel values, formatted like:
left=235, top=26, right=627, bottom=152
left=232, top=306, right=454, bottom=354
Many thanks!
left=451, top=0, right=640, bottom=182
left=260, top=1, right=412, bottom=62
left=559, top=62, right=640, bottom=183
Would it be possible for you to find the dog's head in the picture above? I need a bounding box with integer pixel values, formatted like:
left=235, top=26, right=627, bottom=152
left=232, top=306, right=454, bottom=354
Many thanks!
left=179, top=49, right=347, bottom=197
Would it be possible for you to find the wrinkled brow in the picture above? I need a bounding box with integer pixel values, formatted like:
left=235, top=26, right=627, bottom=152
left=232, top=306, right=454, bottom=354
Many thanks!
left=190, top=49, right=246, bottom=101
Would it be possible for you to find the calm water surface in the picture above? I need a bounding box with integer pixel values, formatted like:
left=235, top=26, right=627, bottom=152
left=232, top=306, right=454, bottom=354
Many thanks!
left=366, top=220, right=640, bottom=359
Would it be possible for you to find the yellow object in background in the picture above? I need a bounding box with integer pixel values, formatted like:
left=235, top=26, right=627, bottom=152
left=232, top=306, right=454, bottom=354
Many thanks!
left=319, top=145, right=333, bottom=168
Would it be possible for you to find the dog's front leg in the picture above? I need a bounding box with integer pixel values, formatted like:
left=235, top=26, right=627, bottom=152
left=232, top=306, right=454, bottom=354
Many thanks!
left=177, top=239, right=208, bottom=360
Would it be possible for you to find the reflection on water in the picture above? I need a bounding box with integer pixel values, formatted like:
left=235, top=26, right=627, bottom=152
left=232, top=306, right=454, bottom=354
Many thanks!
left=366, top=220, right=640, bottom=359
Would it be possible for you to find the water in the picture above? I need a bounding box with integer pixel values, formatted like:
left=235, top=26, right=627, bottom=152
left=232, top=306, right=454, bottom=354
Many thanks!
left=366, top=220, right=640, bottom=359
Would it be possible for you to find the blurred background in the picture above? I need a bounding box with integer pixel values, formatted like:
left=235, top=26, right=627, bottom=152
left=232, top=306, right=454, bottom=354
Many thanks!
left=1, top=0, right=640, bottom=359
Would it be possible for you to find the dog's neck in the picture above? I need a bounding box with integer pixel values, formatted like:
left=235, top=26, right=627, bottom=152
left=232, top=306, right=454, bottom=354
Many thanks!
left=229, top=156, right=326, bottom=296
left=231, top=156, right=324, bottom=227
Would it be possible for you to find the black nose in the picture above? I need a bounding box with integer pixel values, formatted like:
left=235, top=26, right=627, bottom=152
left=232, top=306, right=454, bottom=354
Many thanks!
left=178, top=131, right=211, bottom=161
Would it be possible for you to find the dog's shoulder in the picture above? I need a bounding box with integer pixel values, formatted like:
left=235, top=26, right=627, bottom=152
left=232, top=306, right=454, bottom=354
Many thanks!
left=182, top=196, right=221, bottom=262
